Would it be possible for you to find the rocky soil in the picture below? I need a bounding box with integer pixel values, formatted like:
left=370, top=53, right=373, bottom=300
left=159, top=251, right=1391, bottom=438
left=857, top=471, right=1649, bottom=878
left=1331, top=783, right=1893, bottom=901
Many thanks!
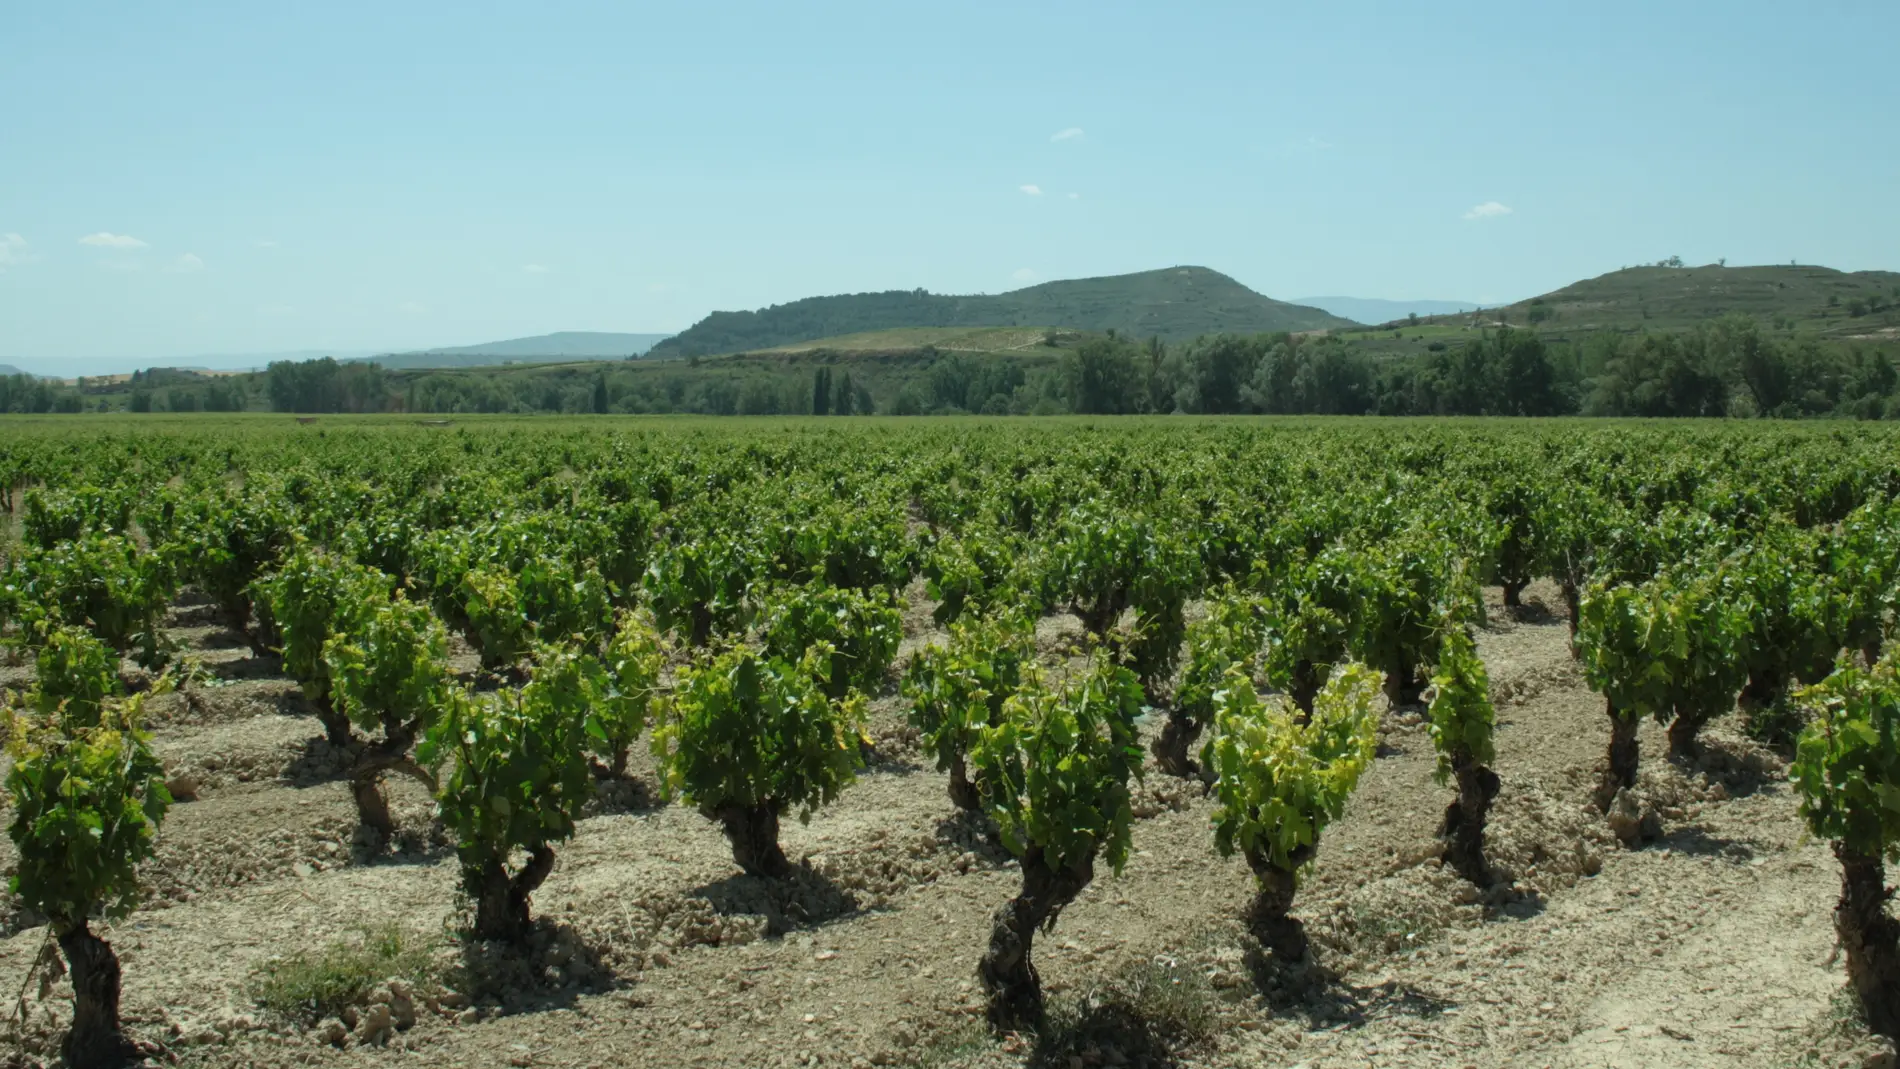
left=1, top=580, right=1891, bottom=1069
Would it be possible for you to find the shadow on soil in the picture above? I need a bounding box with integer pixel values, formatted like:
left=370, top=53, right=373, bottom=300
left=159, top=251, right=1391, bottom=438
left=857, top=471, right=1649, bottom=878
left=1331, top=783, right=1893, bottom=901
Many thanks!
left=452, top=920, right=622, bottom=1017
left=581, top=773, right=665, bottom=817
left=1030, top=959, right=1225, bottom=1069
left=1246, top=946, right=1458, bottom=1030
left=1647, top=825, right=1760, bottom=862
left=692, top=866, right=862, bottom=935
left=935, top=809, right=1016, bottom=869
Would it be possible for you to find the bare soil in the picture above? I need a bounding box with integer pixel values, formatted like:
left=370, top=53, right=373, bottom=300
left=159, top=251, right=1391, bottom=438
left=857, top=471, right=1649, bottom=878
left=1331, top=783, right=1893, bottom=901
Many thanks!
left=2, top=581, right=1890, bottom=1069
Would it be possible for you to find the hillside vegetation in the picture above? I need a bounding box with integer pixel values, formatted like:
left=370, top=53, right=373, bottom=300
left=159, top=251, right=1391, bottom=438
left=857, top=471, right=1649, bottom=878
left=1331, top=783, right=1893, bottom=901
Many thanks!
left=753, top=326, right=1056, bottom=354
left=646, top=267, right=1356, bottom=358
left=1490, top=263, right=1900, bottom=334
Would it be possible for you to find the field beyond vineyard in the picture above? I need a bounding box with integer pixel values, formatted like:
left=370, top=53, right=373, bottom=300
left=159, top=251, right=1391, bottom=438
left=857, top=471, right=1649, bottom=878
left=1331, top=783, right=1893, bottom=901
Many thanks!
left=3, top=416, right=1899, bottom=1069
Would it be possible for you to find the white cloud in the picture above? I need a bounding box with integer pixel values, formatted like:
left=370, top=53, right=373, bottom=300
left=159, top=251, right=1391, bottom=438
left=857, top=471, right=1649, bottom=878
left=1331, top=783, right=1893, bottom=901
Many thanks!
left=165, top=253, right=205, bottom=273
left=1019, top=184, right=1043, bottom=196
left=0, top=233, right=32, bottom=269
left=1050, top=127, right=1083, bottom=143
left=1066, top=192, right=1080, bottom=200
left=523, top=263, right=550, bottom=273
left=1462, top=201, right=1514, bottom=221
left=1012, top=268, right=1040, bottom=283
left=79, top=232, right=148, bottom=248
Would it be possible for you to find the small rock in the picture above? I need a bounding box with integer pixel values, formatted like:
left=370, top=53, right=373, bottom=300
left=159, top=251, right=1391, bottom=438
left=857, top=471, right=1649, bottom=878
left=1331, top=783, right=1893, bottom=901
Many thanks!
left=1607, top=788, right=1651, bottom=845
left=438, top=991, right=470, bottom=1011
left=355, top=1002, right=394, bottom=1046
left=165, top=774, right=198, bottom=802
left=339, top=1005, right=359, bottom=1030
left=315, top=1019, right=348, bottom=1048
left=219, top=1013, right=258, bottom=1035
left=456, top=1008, right=480, bottom=1026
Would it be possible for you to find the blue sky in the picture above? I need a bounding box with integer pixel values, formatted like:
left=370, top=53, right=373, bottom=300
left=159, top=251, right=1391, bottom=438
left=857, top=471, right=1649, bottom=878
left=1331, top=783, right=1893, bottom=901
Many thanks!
left=3, top=1, right=1896, bottom=374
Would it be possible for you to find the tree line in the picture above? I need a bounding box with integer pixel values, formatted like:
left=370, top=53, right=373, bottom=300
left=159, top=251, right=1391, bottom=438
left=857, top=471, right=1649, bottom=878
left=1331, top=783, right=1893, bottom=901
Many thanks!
left=43, top=317, right=1885, bottom=419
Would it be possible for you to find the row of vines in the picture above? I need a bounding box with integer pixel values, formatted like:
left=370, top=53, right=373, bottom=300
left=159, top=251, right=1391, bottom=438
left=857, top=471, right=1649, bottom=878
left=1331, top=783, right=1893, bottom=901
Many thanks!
left=4, top=419, right=1900, bottom=1061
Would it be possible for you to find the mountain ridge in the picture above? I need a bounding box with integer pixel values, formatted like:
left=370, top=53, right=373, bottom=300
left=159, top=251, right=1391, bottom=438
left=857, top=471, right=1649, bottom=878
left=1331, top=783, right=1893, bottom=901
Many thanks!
left=648, top=266, right=1358, bottom=359
left=364, top=331, right=673, bottom=369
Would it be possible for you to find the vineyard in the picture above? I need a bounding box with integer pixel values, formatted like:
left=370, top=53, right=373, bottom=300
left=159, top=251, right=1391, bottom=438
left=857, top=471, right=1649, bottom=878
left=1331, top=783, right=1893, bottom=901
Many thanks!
left=3, top=415, right=1900, bottom=1069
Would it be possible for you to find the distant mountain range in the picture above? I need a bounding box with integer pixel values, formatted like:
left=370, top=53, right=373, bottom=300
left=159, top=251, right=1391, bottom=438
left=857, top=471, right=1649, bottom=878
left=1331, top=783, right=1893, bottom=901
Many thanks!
left=362, top=331, right=673, bottom=369
left=648, top=267, right=1357, bottom=359
left=1291, top=297, right=1490, bottom=325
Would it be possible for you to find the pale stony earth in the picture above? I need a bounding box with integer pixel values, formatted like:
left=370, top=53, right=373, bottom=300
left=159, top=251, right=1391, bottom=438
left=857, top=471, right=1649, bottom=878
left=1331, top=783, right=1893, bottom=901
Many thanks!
left=1, top=580, right=1890, bottom=1069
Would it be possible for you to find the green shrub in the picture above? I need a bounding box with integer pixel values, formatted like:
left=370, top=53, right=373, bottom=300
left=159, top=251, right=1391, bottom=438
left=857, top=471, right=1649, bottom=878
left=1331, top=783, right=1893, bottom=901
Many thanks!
left=324, top=591, right=452, bottom=838
left=421, top=648, right=596, bottom=942
left=1790, top=655, right=1900, bottom=1039
left=1426, top=625, right=1500, bottom=885
left=757, top=581, right=903, bottom=701
left=969, top=658, right=1144, bottom=1031
left=253, top=544, right=388, bottom=744
left=1155, top=592, right=1266, bottom=777
left=902, top=612, right=1034, bottom=811
left=1202, top=661, right=1381, bottom=958
left=586, top=609, right=668, bottom=777
left=249, top=925, right=437, bottom=1024
left=652, top=646, right=863, bottom=877
left=5, top=682, right=172, bottom=1067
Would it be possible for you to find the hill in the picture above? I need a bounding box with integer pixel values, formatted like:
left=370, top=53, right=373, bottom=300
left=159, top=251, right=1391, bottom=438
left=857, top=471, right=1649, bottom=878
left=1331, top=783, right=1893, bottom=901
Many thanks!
left=1496, top=263, right=1900, bottom=334
left=753, top=326, right=1057, bottom=354
left=369, top=331, right=673, bottom=369
left=0, top=364, right=34, bottom=378
left=647, top=266, right=1358, bottom=359
left=1292, top=296, right=1489, bottom=325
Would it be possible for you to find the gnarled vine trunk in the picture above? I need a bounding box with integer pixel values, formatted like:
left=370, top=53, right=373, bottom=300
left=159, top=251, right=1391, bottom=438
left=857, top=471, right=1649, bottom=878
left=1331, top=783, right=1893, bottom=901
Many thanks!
left=1738, top=667, right=1784, bottom=713
left=1072, top=593, right=1127, bottom=640
left=1439, top=751, right=1501, bottom=887
left=1384, top=657, right=1420, bottom=708
left=350, top=730, right=420, bottom=841
left=1289, top=659, right=1322, bottom=721
left=713, top=803, right=790, bottom=878
left=57, top=921, right=140, bottom=1069
left=1244, top=844, right=1313, bottom=960
left=1151, top=709, right=1202, bottom=779
left=1596, top=705, right=1640, bottom=811
left=314, top=697, right=354, bottom=748
left=1834, top=843, right=1900, bottom=1039
left=947, top=751, right=980, bottom=812
left=1561, top=579, right=1581, bottom=648
left=470, top=845, right=556, bottom=944
left=1502, top=577, right=1529, bottom=609
left=1666, top=709, right=1713, bottom=762
left=978, top=846, right=1095, bottom=1032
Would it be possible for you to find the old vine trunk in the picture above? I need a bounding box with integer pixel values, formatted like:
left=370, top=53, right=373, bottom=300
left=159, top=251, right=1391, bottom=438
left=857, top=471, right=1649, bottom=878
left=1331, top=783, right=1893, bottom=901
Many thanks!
left=978, top=846, right=1095, bottom=1032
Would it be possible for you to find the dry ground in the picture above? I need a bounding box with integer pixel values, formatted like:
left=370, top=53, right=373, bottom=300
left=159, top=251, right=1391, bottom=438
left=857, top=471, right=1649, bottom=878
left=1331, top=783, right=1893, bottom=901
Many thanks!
left=2, top=581, right=1890, bottom=1069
